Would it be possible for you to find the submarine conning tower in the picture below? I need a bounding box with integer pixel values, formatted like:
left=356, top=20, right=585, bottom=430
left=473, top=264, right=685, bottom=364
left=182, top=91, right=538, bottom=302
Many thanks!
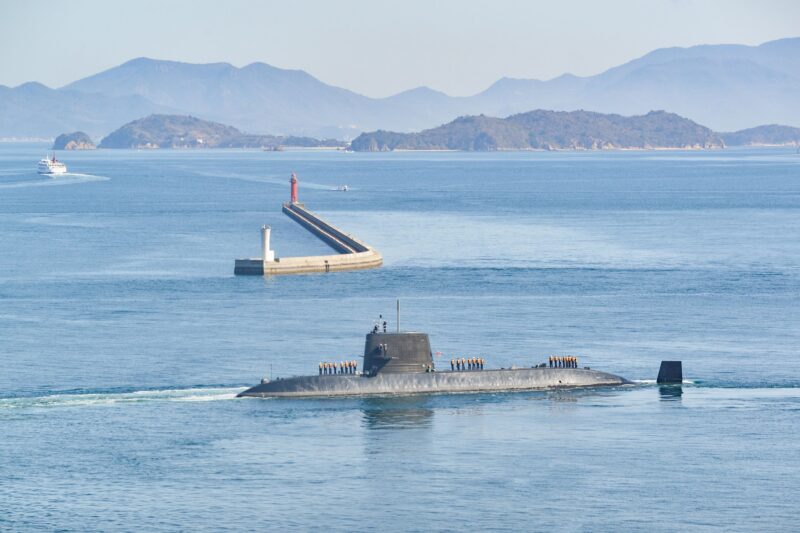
left=363, top=332, right=433, bottom=375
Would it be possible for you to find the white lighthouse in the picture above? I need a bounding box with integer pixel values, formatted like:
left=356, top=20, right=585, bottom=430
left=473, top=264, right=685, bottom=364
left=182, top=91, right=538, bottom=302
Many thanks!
left=261, top=225, right=275, bottom=262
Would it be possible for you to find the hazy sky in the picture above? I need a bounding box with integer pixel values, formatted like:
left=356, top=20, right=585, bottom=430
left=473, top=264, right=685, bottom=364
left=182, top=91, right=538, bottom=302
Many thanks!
left=2, top=0, right=798, bottom=97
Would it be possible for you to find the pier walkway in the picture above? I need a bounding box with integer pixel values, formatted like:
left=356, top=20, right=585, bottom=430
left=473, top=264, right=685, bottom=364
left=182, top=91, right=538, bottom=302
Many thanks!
left=234, top=202, right=383, bottom=276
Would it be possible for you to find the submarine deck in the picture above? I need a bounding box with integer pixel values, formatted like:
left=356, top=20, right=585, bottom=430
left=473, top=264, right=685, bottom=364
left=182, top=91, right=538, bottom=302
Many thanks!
left=237, top=367, right=630, bottom=398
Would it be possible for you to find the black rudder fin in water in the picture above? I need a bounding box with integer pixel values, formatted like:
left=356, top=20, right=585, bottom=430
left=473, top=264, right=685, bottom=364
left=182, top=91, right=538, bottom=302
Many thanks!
left=657, top=361, right=683, bottom=384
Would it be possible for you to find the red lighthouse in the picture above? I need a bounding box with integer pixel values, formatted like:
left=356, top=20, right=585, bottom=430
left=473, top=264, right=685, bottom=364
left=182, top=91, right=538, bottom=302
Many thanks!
left=290, top=172, right=298, bottom=203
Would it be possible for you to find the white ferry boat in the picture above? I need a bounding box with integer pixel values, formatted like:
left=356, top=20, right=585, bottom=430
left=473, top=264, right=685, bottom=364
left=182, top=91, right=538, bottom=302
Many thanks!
left=37, top=154, right=67, bottom=175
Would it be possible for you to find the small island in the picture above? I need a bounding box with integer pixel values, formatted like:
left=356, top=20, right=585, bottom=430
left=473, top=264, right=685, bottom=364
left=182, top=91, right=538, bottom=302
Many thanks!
left=52, top=131, right=96, bottom=150
left=350, top=110, right=725, bottom=152
left=98, top=114, right=345, bottom=150
left=721, top=125, right=800, bottom=147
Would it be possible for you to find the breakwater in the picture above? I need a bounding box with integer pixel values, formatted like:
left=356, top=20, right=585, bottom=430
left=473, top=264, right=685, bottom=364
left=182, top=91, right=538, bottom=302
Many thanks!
left=234, top=202, right=383, bottom=275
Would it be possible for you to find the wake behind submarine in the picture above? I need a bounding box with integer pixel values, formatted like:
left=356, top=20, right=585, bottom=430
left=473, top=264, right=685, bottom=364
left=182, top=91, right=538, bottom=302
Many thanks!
left=237, top=312, right=681, bottom=399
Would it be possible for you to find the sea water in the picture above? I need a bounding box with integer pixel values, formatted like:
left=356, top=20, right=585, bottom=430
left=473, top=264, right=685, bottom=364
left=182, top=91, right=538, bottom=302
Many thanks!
left=1, top=144, right=799, bottom=531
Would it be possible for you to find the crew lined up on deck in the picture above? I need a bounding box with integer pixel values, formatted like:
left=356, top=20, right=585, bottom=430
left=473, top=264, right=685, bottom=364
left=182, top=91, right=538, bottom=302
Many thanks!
left=450, top=357, right=485, bottom=371
left=319, top=361, right=358, bottom=374
left=371, top=315, right=388, bottom=334
left=549, top=356, right=579, bottom=368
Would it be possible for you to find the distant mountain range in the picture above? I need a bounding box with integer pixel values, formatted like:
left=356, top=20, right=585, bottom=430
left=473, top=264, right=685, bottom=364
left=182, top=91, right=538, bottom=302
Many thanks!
left=350, top=110, right=724, bottom=151
left=2, top=37, right=798, bottom=139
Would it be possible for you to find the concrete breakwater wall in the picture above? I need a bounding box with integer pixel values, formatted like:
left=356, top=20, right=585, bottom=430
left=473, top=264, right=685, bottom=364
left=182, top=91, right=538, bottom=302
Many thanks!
left=282, top=203, right=371, bottom=253
left=234, top=203, right=382, bottom=276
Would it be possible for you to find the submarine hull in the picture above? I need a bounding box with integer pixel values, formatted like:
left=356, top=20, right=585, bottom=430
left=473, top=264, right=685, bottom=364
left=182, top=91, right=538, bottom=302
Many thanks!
left=237, top=367, right=630, bottom=398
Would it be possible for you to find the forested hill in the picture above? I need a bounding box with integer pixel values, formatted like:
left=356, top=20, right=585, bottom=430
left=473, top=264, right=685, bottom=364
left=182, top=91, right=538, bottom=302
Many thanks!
left=721, top=125, right=800, bottom=146
left=98, top=115, right=343, bottom=149
left=349, top=110, right=724, bottom=151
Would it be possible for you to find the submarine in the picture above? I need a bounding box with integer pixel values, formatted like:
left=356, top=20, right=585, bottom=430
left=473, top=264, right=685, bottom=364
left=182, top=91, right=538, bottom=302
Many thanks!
left=238, top=321, right=634, bottom=399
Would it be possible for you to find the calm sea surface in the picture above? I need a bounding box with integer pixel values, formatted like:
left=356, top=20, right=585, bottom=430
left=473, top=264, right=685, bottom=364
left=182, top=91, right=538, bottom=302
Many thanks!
left=1, top=144, right=799, bottom=531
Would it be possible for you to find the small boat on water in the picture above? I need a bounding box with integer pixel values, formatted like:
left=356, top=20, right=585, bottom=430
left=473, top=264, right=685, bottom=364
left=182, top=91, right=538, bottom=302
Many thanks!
left=37, top=154, right=67, bottom=175
left=335, top=184, right=349, bottom=191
